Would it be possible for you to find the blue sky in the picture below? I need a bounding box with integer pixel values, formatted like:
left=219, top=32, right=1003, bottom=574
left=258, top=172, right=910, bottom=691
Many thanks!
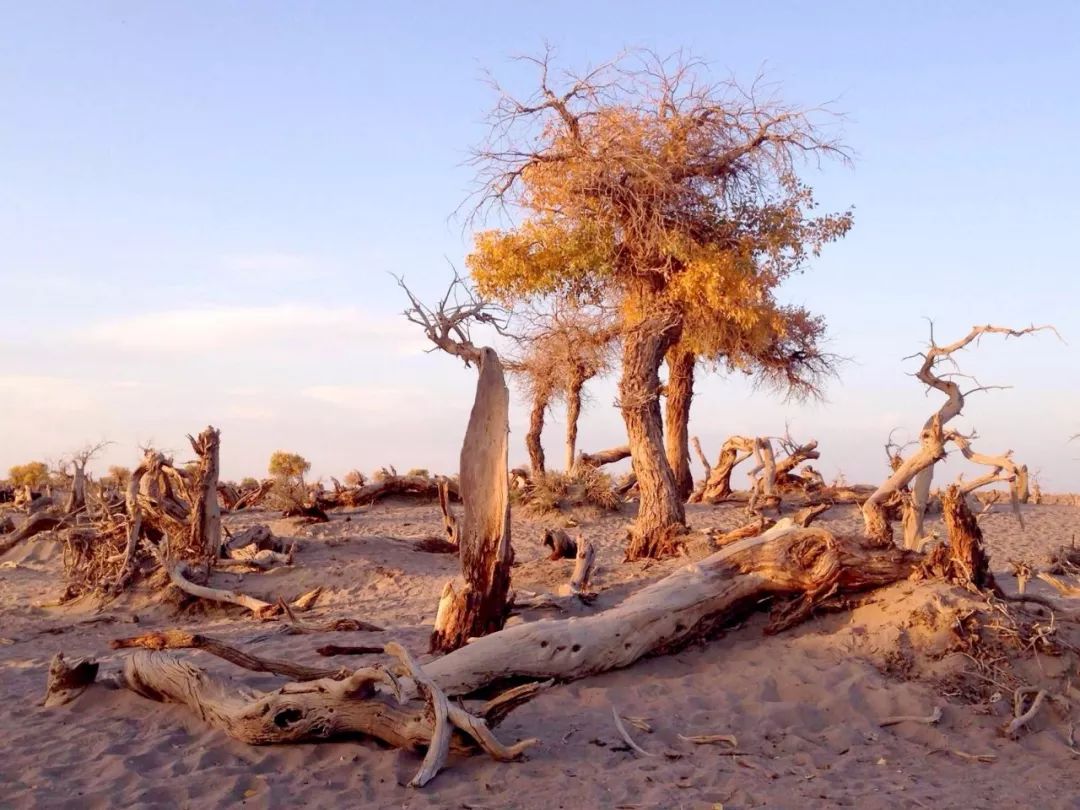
left=1, top=2, right=1078, bottom=490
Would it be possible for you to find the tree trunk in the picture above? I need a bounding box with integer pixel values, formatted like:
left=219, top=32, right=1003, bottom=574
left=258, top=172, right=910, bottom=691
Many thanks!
left=620, top=312, right=686, bottom=560
left=64, top=464, right=86, bottom=515
left=920, top=484, right=998, bottom=591
left=430, top=348, right=514, bottom=652
left=525, top=392, right=548, bottom=477
left=1016, top=465, right=1030, bottom=504
left=188, top=427, right=222, bottom=566
left=663, top=346, right=695, bottom=501
left=565, top=375, right=584, bottom=472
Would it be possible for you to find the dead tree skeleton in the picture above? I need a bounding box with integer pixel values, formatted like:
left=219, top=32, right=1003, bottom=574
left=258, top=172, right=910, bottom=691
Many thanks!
left=861, top=324, right=1055, bottom=548
left=399, top=274, right=515, bottom=652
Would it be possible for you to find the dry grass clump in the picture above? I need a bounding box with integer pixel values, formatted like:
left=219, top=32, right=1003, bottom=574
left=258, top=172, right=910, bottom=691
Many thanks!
left=519, top=468, right=622, bottom=516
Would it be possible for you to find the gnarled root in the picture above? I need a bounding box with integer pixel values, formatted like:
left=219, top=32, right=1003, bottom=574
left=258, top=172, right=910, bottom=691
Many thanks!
left=49, top=643, right=541, bottom=788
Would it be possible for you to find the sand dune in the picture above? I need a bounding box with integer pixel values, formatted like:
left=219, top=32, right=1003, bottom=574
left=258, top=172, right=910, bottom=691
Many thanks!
left=2, top=500, right=1078, bottom=809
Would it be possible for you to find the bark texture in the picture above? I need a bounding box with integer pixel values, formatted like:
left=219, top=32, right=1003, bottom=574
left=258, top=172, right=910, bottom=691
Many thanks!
left=620, top=312, right=686, bottom=560
left=430, top=348, right=514, bottom=651
left=663, top=346, right=696, bottom=501
left=525, top=393, right=548, bottom=476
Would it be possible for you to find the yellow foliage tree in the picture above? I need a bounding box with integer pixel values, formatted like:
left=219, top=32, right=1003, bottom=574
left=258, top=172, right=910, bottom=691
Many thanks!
left=9, top=461, right=49, bottom=490
left=466, top=50, right=851, bottom=558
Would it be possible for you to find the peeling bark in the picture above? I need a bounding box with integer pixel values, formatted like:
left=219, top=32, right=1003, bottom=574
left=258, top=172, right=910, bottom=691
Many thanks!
left=621, top=312, right=686, bottom=560
left=430, top=348, right=514, bottom=651
left=663, top=346, right=696, bottom=501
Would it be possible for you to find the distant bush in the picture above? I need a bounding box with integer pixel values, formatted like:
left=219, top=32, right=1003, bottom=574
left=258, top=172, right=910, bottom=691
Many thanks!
left=268, top=451, right=310, bottom=482
left=9, top=461, right=49, bottom=490
left=343, top=470, right=366, bottom=487
left=240, top=476, right=259, bottom=489
left=406, top=467, right=430, bottom=478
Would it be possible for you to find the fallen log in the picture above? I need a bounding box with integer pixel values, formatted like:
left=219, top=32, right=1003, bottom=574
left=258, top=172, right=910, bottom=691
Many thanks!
left=424, top=520, right=919, bottom=696
left=51, top=643, right=540, bottom=788
left=0, top=511, right=66, bottom=558
left=329, top=476, right=461, bottom=509
left=577, top=445, right=631, bottom=469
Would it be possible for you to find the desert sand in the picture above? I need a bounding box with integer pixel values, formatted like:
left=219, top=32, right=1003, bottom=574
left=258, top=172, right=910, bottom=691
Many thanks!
left=1, top=496, right=1078, bottom=809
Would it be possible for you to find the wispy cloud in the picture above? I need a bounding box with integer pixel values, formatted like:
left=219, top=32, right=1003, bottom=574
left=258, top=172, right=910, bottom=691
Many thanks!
left=0, top=375, right=103, bottom=413
left=80, top=304, right=424, bottom=354
left=300, top=384, right=444, bottom=412
left=218, top=252, right=328, bottom=281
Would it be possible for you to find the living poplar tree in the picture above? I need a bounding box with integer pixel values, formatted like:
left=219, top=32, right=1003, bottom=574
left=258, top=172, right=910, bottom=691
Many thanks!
left=467, top=50, right=852, bottom=558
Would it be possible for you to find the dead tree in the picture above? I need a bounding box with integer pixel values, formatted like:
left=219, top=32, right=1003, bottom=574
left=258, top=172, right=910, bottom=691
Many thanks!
left=187, top=427, right=221, bottom=568
left=690, top=436, right=755, bottom=503
left=949, top=431, right=1025, bottom=528
left=861, top=324, right=1054, bottom=547
left=400, top=274, right=515, bottom=652
left=577, top=445, right=631, bottom=469
left=61, top=441, right=110, bottom=515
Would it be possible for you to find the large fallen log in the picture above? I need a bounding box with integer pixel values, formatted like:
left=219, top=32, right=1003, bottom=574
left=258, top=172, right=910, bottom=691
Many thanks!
left=321, top=475, right=461, bottom=509
left=50, top=643, right=541, bottom=788
left=424, top=521, right=918, bottom=696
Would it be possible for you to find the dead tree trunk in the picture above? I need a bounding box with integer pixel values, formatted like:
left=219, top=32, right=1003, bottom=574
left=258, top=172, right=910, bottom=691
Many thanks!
left=691, top=436, right=754, bottom=503
left=921, top=484, right=997, bottom=591
left=861, top=324, right=1052, bottom=547
left=64, top=463, right=86, bottom=515
left=188, top=427, right=221, bottom=566
left=430, top=348, right=514, bottom=652
left=1016, top=465, right=1030, bottom=504
left=525, top=392, right=548, bottom=477
left=663, top=345, right=696, bottom=502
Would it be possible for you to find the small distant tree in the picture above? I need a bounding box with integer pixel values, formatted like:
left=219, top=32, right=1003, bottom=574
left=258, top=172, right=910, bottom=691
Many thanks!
left=508, top=305, right=617, bottom=475
left=9, top=461, right=49, bottom=490
left=239, top=476, right=259, bottom=489
left=268, top=451, right=311, bottom=509
left=343, top=469, right=366, bottom=488
left=268, top=451, right=310, bottom=484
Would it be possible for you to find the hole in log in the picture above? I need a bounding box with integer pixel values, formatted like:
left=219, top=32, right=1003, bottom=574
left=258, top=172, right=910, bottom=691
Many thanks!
left=274, top=708, right=303, bottom=728
left=571, top=644, right=581, bottom=653
left=540, top=641, right=549, bottom=648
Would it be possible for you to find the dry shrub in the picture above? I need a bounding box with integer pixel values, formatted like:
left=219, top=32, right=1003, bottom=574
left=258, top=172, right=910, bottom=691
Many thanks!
left=520, top=468, right=621, bottom=516
left=406, top=468, right=430, bottom=478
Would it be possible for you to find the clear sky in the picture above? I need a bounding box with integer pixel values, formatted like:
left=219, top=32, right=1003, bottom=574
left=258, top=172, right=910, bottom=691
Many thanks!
left=2, top=2, right=1078, bottom=491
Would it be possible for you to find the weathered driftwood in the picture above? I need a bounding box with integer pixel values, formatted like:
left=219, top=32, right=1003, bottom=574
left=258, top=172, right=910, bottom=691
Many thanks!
left=162, top=559, right=321, bottom=619
left=690, top=436, right=754, bottom=503
left=328, top=475, right=460, bottom=509
left=111, top=630, right=346, bottom=681
left=0, top=512, right=67, bottom=558
left=578, top=445, right=632, bottom=469
left=187, top=427, right=222, bottom=566
left=232, top=479, right=274, bottom=511
left=918, top=485, right=997, bottom=591
left=424, top=520, right=918, bottom=696
left=437, top=478, right=459, bottom=545
left=542, top=528, right=577, bottom=560
left=708, top=517, right=776, bottom=549
left=42, top=653, right=99, bottom=708
left=568, top=538, right=596, bottom=596
left=430, top=347, right=514, bottom=652
left=51, top=642, right=541, bottom=788
left=949, top=432, right=1024, bottom=529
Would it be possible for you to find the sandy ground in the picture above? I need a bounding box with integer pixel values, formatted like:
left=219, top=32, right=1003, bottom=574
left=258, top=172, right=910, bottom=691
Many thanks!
left=1, top=498, right=1079, bottom=809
